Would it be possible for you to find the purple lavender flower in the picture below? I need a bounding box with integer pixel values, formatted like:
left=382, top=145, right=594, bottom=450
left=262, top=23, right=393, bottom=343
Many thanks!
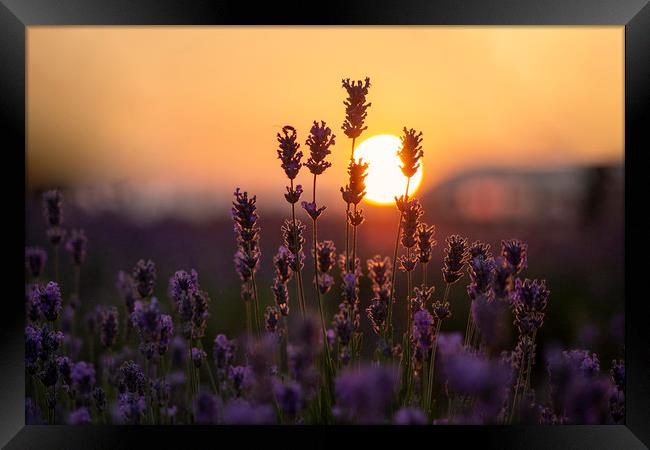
left=316, top=240, right=336, bottom=274
left=301, top=201, right=326, bottom=221
left=277, top=125, right=303, bottom=180
left=341, top=77, right=371, bottom=140
left=341, top=272, right=359, bottom=307
left=511, top=278, right=551, bottom=335
left=394, top=407, right=428, bottom=425
left=39, top=358, right=59, bottom=388
left=501, top=239, right=528, bottom=275
left=317, top=273, right=335, bottom=295
left=398, top=254, right=418, bottom=272
left=132, top=259, right=156, bottom=299
left=100, top=306, right=119, bottom=349
left=228, top=366, right=247, bottom=397
left=400, top=199, right=423, bottom=249
left=467, top=255, right=496, bottom=300
left=116, top=393, right=145, bottom=424
left=25, top=247, right=47, bottom=278
left=271, top=277, right=289, bottom=316
left=71, top=361, right=96, bottom=396
left=367, top=255, right=392, bottom=292
left=281, top=219, right=305, bottom=272
left=442, top=235, right=468, bottom=284
left=65, top=229, right=87, bottom=266
left=273, top=246, right=294, bottom=283
left=413, top=309, right=435, bottom=354
left=158, top=314, right=173, bottom=355
left=190, top=289, right=210, bottom=339
left=333, top=303, right=353, bottom=347
left=32, top=281, right=62, bottom=322
left=397, top=128, right=424, bottom=179
left=366, top=290, right=389, bottom=335
left=169, top=269, right=199, bottom=305
left=284, top=184, right=303, bottom=204
left=304, top=120, right=335, bottom=175
left=334, top=365, right=399, bottom=424
left=38, top=324, right=63, bottom=361
left=341, top=159, right=369, bottom=206
left=492, top=256, right=514, bottom=299
left=46, top=227, right=66, bottom=246
left=191, top=347, right=206, bottom=368
left=68, top=407, right=91, bottom=425
left=265, top=306, right=280, bottom=333
left=469, top=241, right=492, bottom=259
left=119, top=360, right=146, bottom=395
left=416, top=223, right=436, bottom=264
left=213, top=334, right=236, bottom=371
left=42, top=189, right=64, bottom=227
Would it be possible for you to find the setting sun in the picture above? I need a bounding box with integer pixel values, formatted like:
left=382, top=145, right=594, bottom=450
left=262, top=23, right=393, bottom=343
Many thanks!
left=353, top=134, right=423, bottom=204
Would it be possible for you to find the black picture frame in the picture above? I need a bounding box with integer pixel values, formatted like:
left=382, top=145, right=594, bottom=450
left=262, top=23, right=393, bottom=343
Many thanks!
left=3, top=1, right=648, bottom=448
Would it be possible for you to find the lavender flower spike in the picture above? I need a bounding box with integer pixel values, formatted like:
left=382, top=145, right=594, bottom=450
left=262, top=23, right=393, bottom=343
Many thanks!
left=304, top=120, right=335, bottom=175
left=341, top=77, right=371, bottom=140
left=65, top=229, right=87, bottom=266
left=25, top=247, right=47, bottom=278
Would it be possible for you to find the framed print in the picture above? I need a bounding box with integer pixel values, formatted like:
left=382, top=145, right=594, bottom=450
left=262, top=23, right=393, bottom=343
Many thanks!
left=2, top=0, right=649, bottom=448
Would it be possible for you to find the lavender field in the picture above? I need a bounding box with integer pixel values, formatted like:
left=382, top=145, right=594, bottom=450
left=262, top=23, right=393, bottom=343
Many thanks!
left=25, top=77, right=625, bottom=425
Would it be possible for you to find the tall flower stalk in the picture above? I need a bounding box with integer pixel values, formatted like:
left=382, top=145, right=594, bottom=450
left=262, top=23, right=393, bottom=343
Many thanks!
left=301, top=120, right=335, bottom=393
left=232, top=188, right=262, bottom=337
left=277, top=126, right=307, bottom=315
left=387, top=128, right=424, bottom=338
left=341, top=77, right=371, bottom=274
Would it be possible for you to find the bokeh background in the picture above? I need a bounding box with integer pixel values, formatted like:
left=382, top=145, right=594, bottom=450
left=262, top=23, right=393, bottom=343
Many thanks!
left=25, top=27, right=624, bottom=370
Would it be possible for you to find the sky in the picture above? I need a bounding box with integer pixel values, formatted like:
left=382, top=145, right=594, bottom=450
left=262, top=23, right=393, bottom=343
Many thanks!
left=27, top=26, right=623, bottom=221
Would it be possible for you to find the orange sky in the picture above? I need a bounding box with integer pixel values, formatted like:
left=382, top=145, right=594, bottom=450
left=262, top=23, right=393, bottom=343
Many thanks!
left=27, top=27, right=623, bottom=219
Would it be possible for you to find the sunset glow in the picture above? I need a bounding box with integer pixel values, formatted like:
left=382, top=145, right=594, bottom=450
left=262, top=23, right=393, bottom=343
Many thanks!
left=354, top=134, right=423, bottom=204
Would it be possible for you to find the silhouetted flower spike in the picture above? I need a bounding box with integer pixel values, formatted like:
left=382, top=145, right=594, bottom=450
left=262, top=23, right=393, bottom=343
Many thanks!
left=191, top=290, right=210, bottom=339
left=398, top=254, right=418, bottom=272
left=132, top=259, right=156, bottom=299
left=305, top=120, right=335, bottom=175
left=366, top=290, right=389, bottom=334
left=367, top=255, right=392, bottom=292
left=301, top=201, right=326, bottom=221
left=469, top=241, right=492, bottom=260
left=284, top=184, right=303, bottom=204
left=316, top=240, right=337, bottom=274
left=347, top=209, right=365, bottom=226
left=265, top=306, right=280, bottom=333
left=395, top=195, right=410, bottom=212
left=511, top=278, right=550, bottom=335
left=65, top=229, right=87, bottom=266
left=341, top=77, right=371, bottom=140
left=501, top=239, right=528, bottom=274
left=400, top=199, right=423, bottom=249
left=33, top=281, right=63, bottom=322
left=25, top=247, right=47, bottom=278
left=43, top=189, right=64, bottom=227
left=232, top=188, right=260, bottom=241
left=273, top=246, right=294, bottom=283
left=100, top=306, right=119, bottom=349
left=467, top=255, right=496, bottom=300
left=272, top=278, right=290, bottom=316
left=282, top=219, right=305, bottom=272
left=397, top=128, right=424, bottom=179
left=442, top=235, right=469, bottom=284
left=341, top=159, right=369, bottom=205
left=433, top=300, right=452, bottom=321
left=492, top=257, right=514, bottom=299
left=277, top=125, right=303, bottom=180
left=416, top=223, right=436, bottom=264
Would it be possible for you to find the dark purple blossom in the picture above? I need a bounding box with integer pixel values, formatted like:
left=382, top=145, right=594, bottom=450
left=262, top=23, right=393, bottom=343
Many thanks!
left=333, top=303, right=353, bottom=347
left=265, top=306, right=280, bottom=333
left=284, top=184, right=303, bottom=204
left=467, top=255, right=496, bottom=300
left=501, top=239, right=528, bottom=274
left=100, top=306, right=119, bottom=349
left=304, top=120, right=335, bottom=175
left=416, top=223, right=436, bottom=264
left=400, top=199, right=423, bottom=249
left=213, top=334, right=236, bottom=371
left=119, top=360, right=146, bottom=395
left=273, top=246, right=293, bottom=283
left=93, top=387, right=106, bottom=412
left=301, top=201, right=326, bottom=221
left=412, top=309, right=435, bottom=354
left=340, top=159, right=368, bottom=205
left=271, top=278, right=289, bottom=316
left=25, top=325, right=42, bottom=374
left=442, top=235, right=468, bottom=284
left=116, top=393, right=145, bottom=424
left=341, top=77, right=371, bottom=140
left=132, top=259, right=156, bottom=299
left=191, top=347, right=206, bottom=368
left=71, top=361, right=96, bottom=396
left=33, top=281, right=62, bottom=322
left=397, top=128, right=423, bottom=179
left=277, top=125, right=303, bottom=180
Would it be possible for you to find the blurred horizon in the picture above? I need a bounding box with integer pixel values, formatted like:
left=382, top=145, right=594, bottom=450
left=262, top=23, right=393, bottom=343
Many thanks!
left=27, top=26, right=623, bottom=222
